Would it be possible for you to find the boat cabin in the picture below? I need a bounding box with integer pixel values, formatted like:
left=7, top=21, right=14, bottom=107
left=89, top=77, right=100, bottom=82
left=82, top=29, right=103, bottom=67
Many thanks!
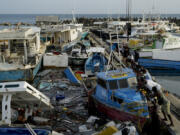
left=93, top=68, right=149, bottom=118
left=0, top=27, right=42, bottom=66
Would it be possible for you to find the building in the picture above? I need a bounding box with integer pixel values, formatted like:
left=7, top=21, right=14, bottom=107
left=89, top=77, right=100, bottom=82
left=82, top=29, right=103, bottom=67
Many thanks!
left=40, top=24, right=83, bottom=45
left=36, top=16, right=60, bottom=26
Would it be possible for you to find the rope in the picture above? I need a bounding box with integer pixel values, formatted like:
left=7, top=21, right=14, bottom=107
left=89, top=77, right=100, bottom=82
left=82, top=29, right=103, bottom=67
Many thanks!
left=25, top=123, right=37, bottom=135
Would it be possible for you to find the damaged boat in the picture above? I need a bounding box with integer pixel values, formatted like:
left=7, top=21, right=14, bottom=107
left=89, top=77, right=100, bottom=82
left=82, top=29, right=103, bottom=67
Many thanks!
left=0, top=27, right=45, bottom=82
left=88, top=68, right=149, bottom=127
left=85, top=51, right=107, bottom=76
left=0, top=81, right=62, bottom=135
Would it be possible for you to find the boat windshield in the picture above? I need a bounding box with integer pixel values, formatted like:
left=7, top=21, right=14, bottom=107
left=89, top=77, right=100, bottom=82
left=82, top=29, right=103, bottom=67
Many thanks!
left=109, top=80, right=118, bottom=90
left=118, top=79, right=129, bottom=89
left=107, top=77, right=137, bottom=90
left=127, top=77, right=137, bottom=89
left=97, top=78, right=107, bottom=89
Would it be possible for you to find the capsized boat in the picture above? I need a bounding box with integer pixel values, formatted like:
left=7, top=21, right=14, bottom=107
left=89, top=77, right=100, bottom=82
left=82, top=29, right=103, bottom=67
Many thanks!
left=88, top=68, right=149, bottom=127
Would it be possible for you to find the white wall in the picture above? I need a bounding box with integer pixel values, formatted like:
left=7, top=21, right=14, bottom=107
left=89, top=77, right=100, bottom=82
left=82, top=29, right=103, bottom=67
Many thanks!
left=70, top=29, right=78, bottom=41
left=43, top=53, right=68, bottom=67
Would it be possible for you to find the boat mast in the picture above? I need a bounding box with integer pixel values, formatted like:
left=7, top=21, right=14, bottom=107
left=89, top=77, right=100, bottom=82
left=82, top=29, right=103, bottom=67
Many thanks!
left=126, top=0, right=132, bottom=41
left=72, top=0, right=77, bottom=24
left=72, top=10, right=76, bottom=24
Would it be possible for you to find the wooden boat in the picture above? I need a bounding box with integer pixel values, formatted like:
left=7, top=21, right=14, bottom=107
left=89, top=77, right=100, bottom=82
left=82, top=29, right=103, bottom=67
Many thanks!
left=88, top=68, right=149, bottom=127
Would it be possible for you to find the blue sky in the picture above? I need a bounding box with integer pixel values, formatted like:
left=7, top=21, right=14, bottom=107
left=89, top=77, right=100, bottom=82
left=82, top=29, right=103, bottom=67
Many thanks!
left=0, top=0, right=179, bottom=14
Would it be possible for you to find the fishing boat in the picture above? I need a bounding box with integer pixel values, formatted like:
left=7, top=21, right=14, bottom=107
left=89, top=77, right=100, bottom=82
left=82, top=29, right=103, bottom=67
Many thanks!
left=139, top=34, right=180, bottom=76
left=0, top=27, right=45, bottom=82
left=85, top=52, right=107, bottom=76
left=88, top=68, right=149, bottom=127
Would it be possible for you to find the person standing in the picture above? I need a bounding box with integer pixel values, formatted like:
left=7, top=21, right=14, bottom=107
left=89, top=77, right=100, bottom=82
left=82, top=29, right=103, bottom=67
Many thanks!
left=134, top=50, right=139, bottom=63
left=153, top=87, right=174, bottom=126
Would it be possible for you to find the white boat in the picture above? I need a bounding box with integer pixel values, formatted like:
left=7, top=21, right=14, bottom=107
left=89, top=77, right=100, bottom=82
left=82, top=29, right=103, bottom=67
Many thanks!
left=0, top=81, right=63, bottom=135
left=139, top=34, right=180, bottom=75
left=0, top=27, right=45, bottom=82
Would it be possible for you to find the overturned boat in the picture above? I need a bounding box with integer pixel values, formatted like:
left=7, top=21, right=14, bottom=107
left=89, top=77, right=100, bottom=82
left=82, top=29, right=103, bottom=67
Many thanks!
left=0, top=27, right=45, bottom=82
left=88, top=68, right=149, bottom=127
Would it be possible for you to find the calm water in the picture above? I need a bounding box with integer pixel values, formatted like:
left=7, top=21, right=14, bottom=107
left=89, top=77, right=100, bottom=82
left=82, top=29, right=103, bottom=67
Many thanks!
left=0, top=14, right=180, bottom=96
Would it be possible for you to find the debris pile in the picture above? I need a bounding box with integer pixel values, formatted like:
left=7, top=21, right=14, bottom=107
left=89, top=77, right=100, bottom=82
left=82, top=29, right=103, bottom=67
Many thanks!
left=34, top=69, right=88, bottom=134
left=32, top=69, right=138, bottom=135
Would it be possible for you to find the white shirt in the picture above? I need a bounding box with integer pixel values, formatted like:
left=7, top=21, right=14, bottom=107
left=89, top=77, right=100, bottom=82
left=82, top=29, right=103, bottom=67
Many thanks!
left=145, top=80, right=162, bottom=92
left=145, top=70, right=152, bottom=80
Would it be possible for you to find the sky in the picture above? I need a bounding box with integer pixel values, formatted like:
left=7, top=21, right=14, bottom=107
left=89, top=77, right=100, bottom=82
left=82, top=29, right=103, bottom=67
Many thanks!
left=0, top=0, right=180, bottom=14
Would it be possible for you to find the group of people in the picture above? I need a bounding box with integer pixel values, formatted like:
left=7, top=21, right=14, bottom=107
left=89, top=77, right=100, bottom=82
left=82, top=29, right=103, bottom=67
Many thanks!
left=120, top=45, right=174, bottom=127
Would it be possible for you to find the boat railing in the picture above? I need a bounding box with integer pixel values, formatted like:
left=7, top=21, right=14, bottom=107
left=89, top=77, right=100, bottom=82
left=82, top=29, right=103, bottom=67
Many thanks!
left=0, top=81, right=53, bottom=125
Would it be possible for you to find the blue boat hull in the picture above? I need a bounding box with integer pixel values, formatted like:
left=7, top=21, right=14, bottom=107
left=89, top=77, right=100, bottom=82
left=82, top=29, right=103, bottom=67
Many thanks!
left=0, top=127, right=51, bottom=135
left=64, top=67, right=80, bottom=84
left=90, top=95, right=147, bottom=128
left=0, top=57, right=42, bottom=82
left=139, top=58, right=180, bottom=76
left=85, top=53, right=107, bottom=75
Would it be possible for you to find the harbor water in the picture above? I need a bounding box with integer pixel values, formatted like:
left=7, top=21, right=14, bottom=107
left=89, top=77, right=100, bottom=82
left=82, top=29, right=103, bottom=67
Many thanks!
left=155, top=76, right=180, bottom=96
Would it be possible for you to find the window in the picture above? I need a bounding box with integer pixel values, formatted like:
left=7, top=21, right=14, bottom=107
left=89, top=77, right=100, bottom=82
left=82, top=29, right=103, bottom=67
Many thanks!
left=97, top=78, right=107, bottom=89
left=118, top=79, right=128, bottom=89
left=5, top=84, right=19, bottom=88
left=128, top=77, right=137, bottom=89
left=108, top=80, right=118, bottom=90
left=0, top=85, right=2, bottom=88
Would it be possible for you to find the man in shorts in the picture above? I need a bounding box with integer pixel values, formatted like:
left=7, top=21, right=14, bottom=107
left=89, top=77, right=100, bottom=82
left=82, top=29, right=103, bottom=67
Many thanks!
left=153, top=87, right=174, bottom=126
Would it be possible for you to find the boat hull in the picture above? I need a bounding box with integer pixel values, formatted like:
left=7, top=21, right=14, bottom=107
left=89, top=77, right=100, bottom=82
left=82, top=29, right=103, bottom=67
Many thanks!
left=89, top=95, right=147, bottom=128
left=0, top=127, right=51, bottom=135
left=139, top=58, right=180, bottom=76
left=0, top=57, right=42, bottom=82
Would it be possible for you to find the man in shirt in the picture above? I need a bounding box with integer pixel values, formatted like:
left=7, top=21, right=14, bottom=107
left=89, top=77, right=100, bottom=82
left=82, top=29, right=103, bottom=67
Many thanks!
left=145, top=79, right=162, bottom=93
left=153, top=87, right=174, bottom=126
